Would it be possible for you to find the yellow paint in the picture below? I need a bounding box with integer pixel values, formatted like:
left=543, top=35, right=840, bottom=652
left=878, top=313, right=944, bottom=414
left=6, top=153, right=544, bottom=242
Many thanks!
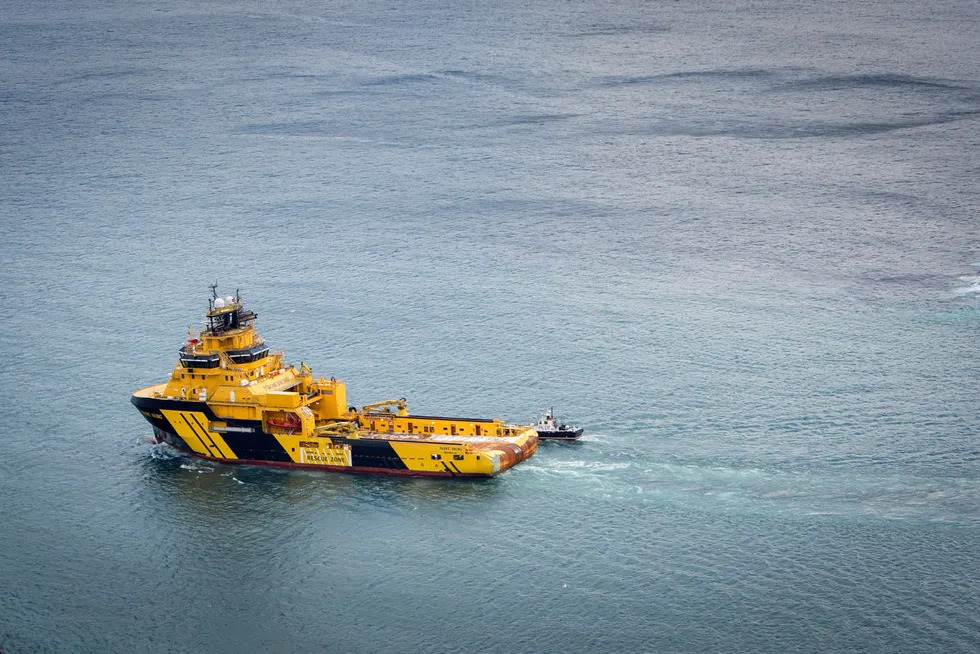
left=386, top=440, right=503, bottom=476
left=300, top=442, right=352, bottom=467
left=160, top=409, right=237, bottom=460
left=271, top=434, right=352, bottom=467
left=264, top=392, right=301, bottom=408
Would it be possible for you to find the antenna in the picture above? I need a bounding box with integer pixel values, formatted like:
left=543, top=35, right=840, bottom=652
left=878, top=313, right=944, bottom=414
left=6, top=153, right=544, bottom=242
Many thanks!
left=209, top=282, right=219, bottom=299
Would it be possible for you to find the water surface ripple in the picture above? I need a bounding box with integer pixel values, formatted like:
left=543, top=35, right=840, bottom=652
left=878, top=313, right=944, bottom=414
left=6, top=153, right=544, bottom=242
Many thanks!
left=1, top=0, right=979, bottom=652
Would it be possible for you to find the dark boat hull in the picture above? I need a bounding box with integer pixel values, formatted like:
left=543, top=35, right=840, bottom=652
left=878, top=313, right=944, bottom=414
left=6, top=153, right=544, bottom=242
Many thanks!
left=536, top=428, right=584, bottom=440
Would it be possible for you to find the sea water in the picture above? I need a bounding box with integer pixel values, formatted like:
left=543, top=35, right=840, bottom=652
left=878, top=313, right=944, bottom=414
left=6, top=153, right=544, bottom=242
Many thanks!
left=1, top=1, right=978, bottom=651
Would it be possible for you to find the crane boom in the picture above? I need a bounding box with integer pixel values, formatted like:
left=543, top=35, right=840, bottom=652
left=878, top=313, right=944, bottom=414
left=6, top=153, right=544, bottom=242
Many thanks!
left=359, top=398, right=409, bottom=417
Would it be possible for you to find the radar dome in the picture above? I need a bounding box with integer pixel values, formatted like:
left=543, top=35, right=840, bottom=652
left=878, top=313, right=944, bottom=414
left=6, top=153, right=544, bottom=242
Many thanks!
left=225, top=296, right=234, bottom=305
left=214, top=298, right=226, bottom=309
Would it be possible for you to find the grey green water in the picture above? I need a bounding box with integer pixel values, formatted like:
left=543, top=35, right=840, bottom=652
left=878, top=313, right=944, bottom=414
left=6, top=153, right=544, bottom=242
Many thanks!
left=1, top=1, right=978, bottom=651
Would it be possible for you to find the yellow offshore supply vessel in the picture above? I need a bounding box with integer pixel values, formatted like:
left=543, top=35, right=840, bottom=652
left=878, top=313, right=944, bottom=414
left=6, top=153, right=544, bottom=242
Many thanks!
left=132, top=287, right=537, bottom=477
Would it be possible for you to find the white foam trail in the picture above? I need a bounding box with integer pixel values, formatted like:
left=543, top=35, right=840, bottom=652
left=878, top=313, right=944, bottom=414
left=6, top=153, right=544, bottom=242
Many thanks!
left=954, top=268, right=980, bottom=294
left=146, top=442, right=182, bottom=460
left=180, top=463, right=213, bottom=473
left=544, top=460, right=631, bottom=471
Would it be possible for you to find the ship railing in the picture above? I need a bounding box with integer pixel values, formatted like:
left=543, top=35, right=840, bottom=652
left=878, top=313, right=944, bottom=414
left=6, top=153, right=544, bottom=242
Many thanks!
left=215, top=349, right=284, bottom=373
left=217, top=351, right=246, bottom=372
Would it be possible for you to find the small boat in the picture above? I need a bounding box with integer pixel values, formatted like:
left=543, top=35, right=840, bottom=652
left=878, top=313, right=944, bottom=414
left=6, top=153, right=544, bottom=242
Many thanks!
left=535, top=409, right=584, bottom=440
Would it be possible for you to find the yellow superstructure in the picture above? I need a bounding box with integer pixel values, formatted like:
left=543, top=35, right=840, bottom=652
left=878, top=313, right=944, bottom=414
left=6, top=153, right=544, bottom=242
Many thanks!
left=132, top=288, right=537, bottom=477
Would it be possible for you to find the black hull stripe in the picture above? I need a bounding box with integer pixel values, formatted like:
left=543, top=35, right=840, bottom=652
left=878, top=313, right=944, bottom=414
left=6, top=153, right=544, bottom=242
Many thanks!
left=134, top=396, right=292, bottom=462
left=177, top=413, right=214, bottom=457
left=189, top=413, right=229, bottom=458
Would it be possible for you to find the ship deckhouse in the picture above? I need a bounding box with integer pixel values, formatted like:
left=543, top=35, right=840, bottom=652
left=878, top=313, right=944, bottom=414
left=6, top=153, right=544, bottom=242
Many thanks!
left=178, top=287, right=270, bottom=371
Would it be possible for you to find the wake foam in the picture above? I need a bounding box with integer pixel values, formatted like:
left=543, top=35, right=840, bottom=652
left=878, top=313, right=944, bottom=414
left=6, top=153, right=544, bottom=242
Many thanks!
left=145, top=441, right=182, bottom=460
left=954, top=275, right=980, bottom=295
left=179, top=462, right=213, bottom=473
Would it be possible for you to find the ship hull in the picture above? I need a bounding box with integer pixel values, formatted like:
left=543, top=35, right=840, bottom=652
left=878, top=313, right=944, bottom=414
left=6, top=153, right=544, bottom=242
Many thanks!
left=135, top=394, right=535, bottom=478
left=153, top=428, right=492, bottom=477
left=536, top=428, right=584, bottom=440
